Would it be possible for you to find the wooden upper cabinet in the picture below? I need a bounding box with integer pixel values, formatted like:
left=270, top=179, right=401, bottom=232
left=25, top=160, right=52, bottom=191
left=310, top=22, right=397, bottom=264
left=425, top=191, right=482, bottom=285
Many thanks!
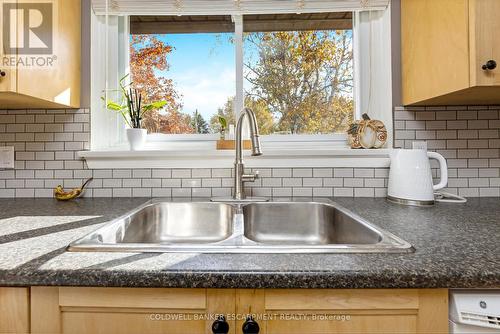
left=402, top=0, right=500, bottom=105
left=0, top=0, right=80, bottom=109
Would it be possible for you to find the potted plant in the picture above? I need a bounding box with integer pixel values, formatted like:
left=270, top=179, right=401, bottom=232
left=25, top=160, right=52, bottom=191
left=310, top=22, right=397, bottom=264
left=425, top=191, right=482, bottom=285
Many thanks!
left=218, top=115, right=227, bottom=140
left=105, top=75, right=167, bottom=150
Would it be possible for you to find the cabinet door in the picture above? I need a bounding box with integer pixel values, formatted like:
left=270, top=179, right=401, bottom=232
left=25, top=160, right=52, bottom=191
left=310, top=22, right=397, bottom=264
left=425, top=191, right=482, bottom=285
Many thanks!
left=15, top=0, right=81, bottom=108
left=401, top=0, right=470, bottom=105
left=0, top=0, right=18, bottom=93
left=0, top=288, right=30, bottom=334
left=31, top=287, right=236, bottom=334
left=0, top=66, right=16, bottom=93
left=236, top=289, right=448, bottom=334
left=469, top=0, right=500, bottom=86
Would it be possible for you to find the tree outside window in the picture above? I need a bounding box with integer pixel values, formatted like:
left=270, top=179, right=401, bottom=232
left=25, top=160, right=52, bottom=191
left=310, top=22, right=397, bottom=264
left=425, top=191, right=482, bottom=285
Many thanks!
left=129, top=15, right=354, bottom=136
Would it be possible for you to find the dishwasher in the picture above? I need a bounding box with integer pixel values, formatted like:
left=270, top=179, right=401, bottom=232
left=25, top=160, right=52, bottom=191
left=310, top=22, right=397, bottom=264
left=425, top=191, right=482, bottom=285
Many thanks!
left=450, top=290, right=500, bottom=333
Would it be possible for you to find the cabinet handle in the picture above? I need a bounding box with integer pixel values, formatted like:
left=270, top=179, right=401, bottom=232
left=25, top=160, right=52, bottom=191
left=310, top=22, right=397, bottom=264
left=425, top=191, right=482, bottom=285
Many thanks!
left=482, top=60, right=497, bottom=71
left=0, top=70, right=5, bottom=77
left=242, top=316, right=260, bottom=334
left=212, top=315, right=230, bottom=334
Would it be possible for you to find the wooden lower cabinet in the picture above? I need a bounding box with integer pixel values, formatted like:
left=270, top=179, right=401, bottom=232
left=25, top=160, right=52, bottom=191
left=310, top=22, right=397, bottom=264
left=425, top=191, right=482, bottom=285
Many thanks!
left=236, top=289, right=448, bottom=334
left=31, top=287, right=236, bottom=334
left=0, top=288, right=30, bottom=334
left=27, top=287, right=448, bottom=334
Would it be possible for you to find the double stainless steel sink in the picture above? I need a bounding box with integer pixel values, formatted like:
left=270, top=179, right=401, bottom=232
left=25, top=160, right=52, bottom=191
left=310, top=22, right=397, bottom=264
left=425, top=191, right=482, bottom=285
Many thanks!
left=68, top=199, right=414, bottom=253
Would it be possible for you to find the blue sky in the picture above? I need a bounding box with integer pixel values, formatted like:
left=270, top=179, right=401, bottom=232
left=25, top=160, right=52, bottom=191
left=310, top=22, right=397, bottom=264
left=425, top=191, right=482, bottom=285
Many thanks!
left=155, top=33, right=235, bottom=120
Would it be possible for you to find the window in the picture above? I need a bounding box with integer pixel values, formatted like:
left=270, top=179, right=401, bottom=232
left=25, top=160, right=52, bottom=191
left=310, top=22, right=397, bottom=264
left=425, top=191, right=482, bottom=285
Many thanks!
left=89, top=2, right=394, bottom=156
left=128, top=13, right=354, bottom=138
left=129, top=16, right=236, bottom=135
left=243, top=13, right=354, bottom=135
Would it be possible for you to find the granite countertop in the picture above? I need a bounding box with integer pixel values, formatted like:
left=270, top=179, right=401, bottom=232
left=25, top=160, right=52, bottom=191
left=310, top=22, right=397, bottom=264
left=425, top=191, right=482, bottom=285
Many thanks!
left=0, top=197, right=499, bottom=289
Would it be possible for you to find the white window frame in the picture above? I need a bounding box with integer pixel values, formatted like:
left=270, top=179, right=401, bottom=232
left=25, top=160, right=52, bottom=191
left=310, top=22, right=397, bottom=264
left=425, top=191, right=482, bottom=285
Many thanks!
left=83, top=4, right=393, bottom=168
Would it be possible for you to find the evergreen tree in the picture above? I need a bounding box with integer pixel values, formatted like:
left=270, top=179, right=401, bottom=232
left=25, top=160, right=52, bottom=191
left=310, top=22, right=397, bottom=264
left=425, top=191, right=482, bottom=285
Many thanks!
left=191, top=110, right=209, bottom=134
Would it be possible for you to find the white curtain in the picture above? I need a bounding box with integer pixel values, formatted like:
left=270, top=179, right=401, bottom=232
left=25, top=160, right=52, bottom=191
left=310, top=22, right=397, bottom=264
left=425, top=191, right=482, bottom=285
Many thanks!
left=354, top=8, right=393, bottom=147
left=92, top=0, right=390, bottom=16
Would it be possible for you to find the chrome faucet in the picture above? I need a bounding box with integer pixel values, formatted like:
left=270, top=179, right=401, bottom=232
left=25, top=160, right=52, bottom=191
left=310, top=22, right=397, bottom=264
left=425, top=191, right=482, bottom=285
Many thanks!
left=233, top=108, right=262, bottom=200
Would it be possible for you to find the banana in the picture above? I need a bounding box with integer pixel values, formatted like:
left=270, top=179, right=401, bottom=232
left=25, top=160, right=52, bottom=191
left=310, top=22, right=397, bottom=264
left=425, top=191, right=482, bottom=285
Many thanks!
left=54, top=178, right=93, bottom=201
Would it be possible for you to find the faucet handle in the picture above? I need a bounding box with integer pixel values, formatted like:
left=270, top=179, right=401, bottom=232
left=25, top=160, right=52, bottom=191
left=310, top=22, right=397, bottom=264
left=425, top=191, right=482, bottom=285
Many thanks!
left=242, top=171, right=259, bottom=183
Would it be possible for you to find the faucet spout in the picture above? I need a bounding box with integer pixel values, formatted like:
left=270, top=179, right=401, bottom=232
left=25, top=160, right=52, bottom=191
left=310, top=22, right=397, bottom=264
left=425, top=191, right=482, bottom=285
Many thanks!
left=236, top=108, right=262, bottom=160
left=234, top=108, right=263, bottom=200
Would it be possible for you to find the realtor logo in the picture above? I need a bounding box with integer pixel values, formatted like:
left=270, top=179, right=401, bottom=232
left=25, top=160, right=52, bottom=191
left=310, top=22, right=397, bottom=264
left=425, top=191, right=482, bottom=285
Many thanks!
left=2, top=2, right=53, bottom=54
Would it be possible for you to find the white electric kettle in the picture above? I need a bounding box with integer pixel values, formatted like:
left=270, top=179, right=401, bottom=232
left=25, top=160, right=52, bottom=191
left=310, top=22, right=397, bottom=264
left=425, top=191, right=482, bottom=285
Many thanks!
left=387, top=149, right=448, bottom=206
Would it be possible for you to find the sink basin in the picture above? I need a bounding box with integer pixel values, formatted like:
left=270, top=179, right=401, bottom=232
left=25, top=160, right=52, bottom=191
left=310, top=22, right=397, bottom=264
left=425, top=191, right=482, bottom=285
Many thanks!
left=116, top=202, right=234, bottom=244
left=69, top=199, right=413, bottom=253
left=243, top=202, right=382, bottom=245
left=77, top=202, right=233, bottom=247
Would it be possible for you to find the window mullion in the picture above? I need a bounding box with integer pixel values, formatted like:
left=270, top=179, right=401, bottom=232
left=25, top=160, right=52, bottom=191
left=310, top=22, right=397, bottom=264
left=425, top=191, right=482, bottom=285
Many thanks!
left=233, top=14, right=244, bottom=120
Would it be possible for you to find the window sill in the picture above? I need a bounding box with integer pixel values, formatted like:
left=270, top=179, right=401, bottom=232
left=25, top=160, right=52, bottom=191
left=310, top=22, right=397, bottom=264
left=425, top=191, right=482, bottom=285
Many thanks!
left=78, top=147, right=390, bottom=169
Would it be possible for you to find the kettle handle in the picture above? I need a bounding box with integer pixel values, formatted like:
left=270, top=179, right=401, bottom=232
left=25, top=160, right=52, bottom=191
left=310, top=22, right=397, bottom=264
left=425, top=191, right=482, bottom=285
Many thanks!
left=427, top=152, right=448, bottom=191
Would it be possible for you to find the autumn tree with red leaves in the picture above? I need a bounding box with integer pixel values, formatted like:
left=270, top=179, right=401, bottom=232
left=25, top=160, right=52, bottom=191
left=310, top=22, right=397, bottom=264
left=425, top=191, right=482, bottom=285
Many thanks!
left=130, top=35, right=194, bottom=134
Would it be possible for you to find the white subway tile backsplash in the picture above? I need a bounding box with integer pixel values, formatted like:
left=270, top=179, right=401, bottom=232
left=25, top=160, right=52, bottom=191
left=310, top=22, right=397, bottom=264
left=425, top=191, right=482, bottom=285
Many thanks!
left=55, top=151, right=74, bottom=160
left=1, top=107, right=499, bottom=198
left=459, top=188, right=479, bottom=197
left=313, top=188, right=333, bottom=197
left=303, top=178, right=322, bottom=187
left=171, top=169, right=191, bottom=178
left=426, top=121, right=447, bottom=130
left=355, top=188, right=375, bottom=197
left=202, top=178, right=222, bottom=188
left=113, top=188, right=132, bottom=197
left=133, top=188, right=152, bottom=197
left=152, top=188, right=172, bottom=197
left=162, top=179, right=181, bottom=187
left=35, top=114, right=54, bottom=123
left=480, top=188, right=500, bottom=197
left=54, top=170, right=73, bottom=178
left=343, top=178, right=363, bottom=188
left=25, top=161, right=44, bottom=170
left=113, top=169, right=132, bottom=178
left=469, top=178, right=489, bottom=187
left=292, top=168, right=313, bottom=178
left=93, top=170, right=113, bottom=178
left=172, top=188, right=191, bottom=197
left=16, top=188, right=34, bottom=198
left=36, top=170, right=54, bottom=178
left=292, top=188, right=312, bottom=197
left=191, top=169, right=211, bottom=178
left=15, top=170, right=34, bottom=179
left=273, top=188, right=292, bottom=197
left=283, top=178, right=302, bottom=187
left=272, top=168, right=292, bottom=177
left=93, top=188, right=112, bottom=197
left=123, top=179, right=142, bottom=188
left=252, top=188, right=271, bottom=197
left=447, top=120, right=468, bottom=129
left=312, top=168, right=332, bottom=178
left=181, top=179, right=201, bottom=188
left=0, top=189, right=15, bottom=197
left=456, top=111, right=477, bottom=120
left=334, top=168, right=354, bottom=178
left=212, top=169, right=232, bottom=178
left=436, top=111, right=457, bottom=120
left=334, top=188, right=354, bottom=197
left=44, top=123, right=64, bottom=132
left=468, top=120, right=489, bottom=129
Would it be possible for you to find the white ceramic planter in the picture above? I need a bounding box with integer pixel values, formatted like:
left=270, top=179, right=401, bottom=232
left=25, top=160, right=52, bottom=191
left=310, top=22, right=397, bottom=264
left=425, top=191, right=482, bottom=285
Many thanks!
left=126, top=128, right=147, bottom=151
